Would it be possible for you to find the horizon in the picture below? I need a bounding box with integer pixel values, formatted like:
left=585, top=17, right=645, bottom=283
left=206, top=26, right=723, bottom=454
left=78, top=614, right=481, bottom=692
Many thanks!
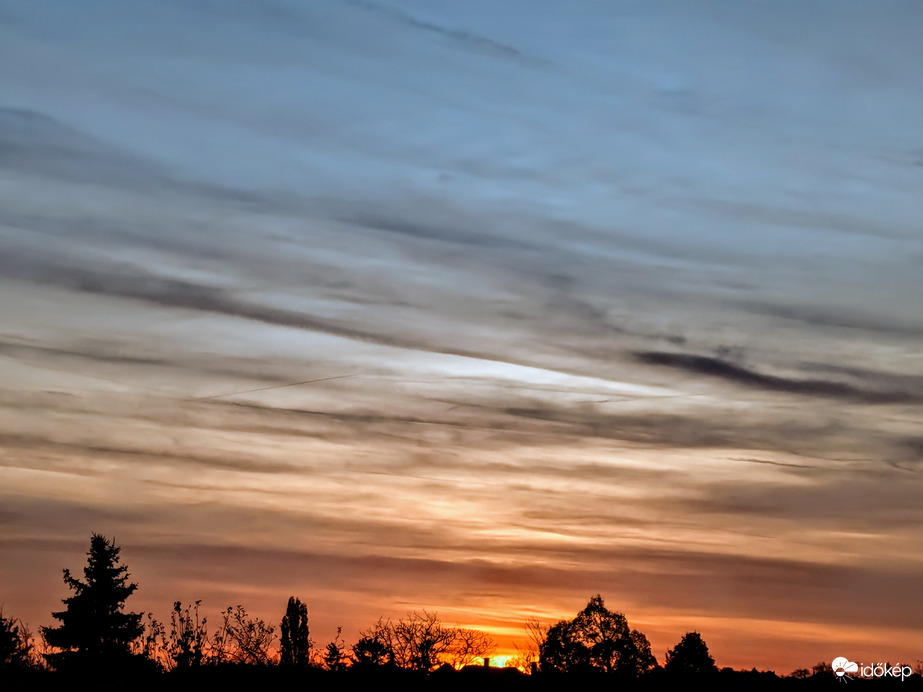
left=1, top=0, right=921, bottom=674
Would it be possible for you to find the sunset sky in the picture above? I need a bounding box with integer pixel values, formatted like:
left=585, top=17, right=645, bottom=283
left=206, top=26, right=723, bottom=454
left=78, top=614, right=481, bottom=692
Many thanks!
left=1, top=0, right=921, bottom=672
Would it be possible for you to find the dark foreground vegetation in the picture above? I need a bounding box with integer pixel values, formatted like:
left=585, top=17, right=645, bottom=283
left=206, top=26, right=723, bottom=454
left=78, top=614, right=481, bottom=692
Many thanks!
left=2, top=534, right=921, bottom=691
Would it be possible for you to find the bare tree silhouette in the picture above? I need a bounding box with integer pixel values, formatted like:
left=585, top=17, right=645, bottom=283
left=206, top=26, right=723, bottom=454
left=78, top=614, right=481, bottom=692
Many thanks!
left=218, top=605, right=275, bottom=665
left=357, top=611, right=456, bottom=671
left=449, top=627, right=496, bottom=669
left=511, top=617, right=546, bottom=672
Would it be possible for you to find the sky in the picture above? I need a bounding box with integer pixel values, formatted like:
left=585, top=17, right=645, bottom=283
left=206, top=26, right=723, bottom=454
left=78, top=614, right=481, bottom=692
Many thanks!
left=1, top=0, right=921, bottom=673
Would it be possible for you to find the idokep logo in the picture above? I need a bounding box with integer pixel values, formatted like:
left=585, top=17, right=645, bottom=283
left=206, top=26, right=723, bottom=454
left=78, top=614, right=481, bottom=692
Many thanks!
left=833, top=656, right=913, bottom=682
left=833, top=657, right=858, bottom=679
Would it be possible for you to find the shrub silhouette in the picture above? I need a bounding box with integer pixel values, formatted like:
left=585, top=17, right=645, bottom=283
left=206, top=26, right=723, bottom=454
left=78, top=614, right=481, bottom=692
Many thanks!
left=168, top=601, right=208, bottom=668
left=0, top=611, right=34, bottom=670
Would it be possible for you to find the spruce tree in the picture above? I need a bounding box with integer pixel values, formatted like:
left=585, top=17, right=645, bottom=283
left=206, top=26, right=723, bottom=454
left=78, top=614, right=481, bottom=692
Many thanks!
left=42, top=533, right=143, bottom=669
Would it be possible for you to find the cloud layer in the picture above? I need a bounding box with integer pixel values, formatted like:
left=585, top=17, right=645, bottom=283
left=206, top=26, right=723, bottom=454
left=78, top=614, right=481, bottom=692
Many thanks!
left=1, top=0, right=921, bottom=672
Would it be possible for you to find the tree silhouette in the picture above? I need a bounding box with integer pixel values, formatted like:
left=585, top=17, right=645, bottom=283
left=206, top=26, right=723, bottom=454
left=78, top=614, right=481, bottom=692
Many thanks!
left=392, top=611, right=456, bottom=671
left=539, top=595, right=656, bottom=677
left=357, top=612, right=456, bottom=671
left=218, top=605, right=274, bottom=665
left=323, top=626, right=349, bottom=672
left=812, top=661, right=833, bottom=676
left=510, top=617, right=546, bottom=673
left=0, top=611, right=34, bottom=670
left=448, top=627, right=496, bottom=669
left=540, top=618, right=583, bottom=672
left=42, top=533, right=143, bottom=669
left=664, top=631, right=717, bottom=675
left=352, top=631, right=392, bottom=668
left=279, top=596, right=310, bottom=668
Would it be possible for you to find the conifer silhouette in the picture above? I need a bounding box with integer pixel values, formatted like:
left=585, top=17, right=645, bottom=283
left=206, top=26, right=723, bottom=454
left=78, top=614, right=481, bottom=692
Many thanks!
left=42, top=534, right=143, bottom=669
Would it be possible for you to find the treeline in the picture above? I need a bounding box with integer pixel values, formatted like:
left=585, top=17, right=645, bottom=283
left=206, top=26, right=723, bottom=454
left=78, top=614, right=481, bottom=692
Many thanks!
left=2, top=534, right=921, bottom=691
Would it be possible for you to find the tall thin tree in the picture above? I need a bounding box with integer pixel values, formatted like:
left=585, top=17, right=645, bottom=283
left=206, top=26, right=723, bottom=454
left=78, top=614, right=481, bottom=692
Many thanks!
left=279, top=597, right=310, bottom=667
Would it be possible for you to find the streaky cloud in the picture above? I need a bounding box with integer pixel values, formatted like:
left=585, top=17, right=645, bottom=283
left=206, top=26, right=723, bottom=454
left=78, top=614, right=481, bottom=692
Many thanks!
left=739, top=300, right=923, bottom=338
left=634, top=351, right=921, bottom=404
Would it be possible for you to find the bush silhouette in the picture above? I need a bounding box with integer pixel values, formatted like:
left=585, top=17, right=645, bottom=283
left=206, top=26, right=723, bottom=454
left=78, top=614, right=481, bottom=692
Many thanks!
left=0, top=611, right=34, bottom=670
left=168, top=601, right=208, bottom=668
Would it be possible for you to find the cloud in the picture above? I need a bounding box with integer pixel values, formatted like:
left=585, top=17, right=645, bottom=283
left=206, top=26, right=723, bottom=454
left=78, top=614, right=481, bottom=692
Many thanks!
left=3, top=0, right=923, bottom=670
left=0, top=338, right=169, bottom=367
left=0, top=247, right=423, bottom=346
left=12, top=534, right=920, bottom=633
left=634, top=351, right=921, bottom=404
left=0, top=432, right=300, bottom=475
left=343, top=212, right=538, bottom=252
left=681, top=471, right=922, bottom=526
left=344, top=0, right=536, bottom=64
left=0, top=107, right=168, bottom=186
left=739, top=301, right=923, bottom=338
